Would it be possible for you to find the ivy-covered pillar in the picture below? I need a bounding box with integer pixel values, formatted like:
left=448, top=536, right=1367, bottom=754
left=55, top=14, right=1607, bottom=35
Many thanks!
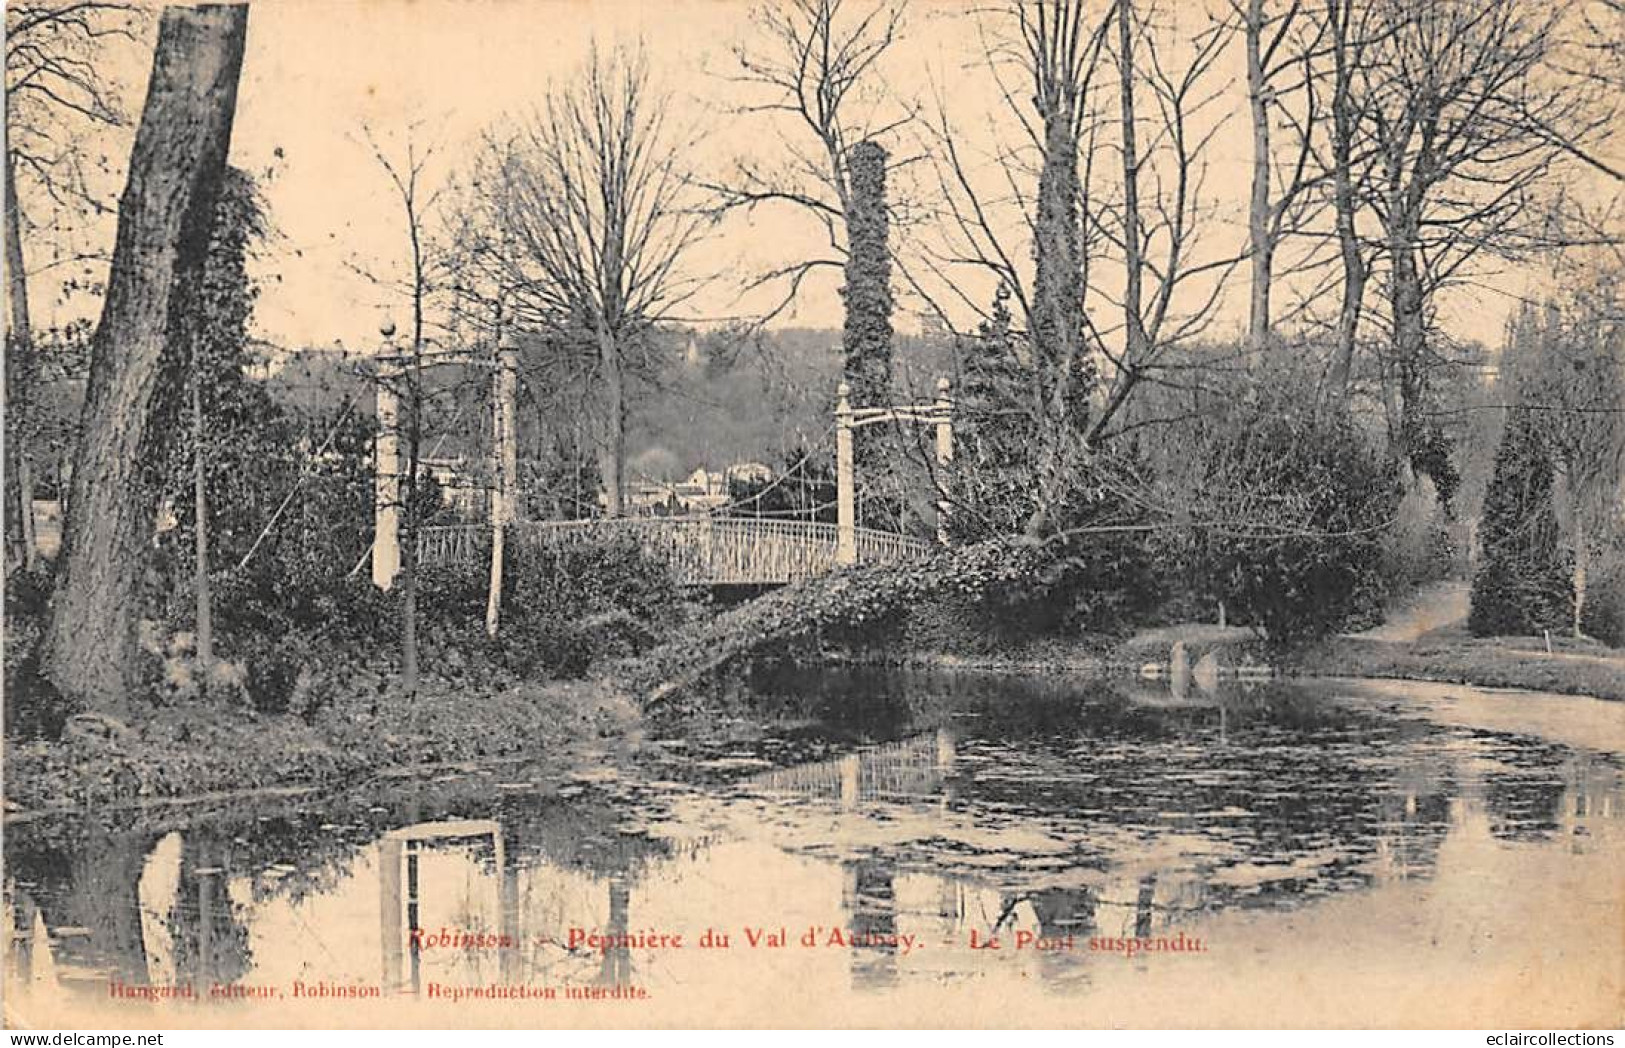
left=836, top=381, right=856, bottom=566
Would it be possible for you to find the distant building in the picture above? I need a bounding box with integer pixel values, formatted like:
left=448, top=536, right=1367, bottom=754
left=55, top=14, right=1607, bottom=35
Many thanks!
left=420, top=456, right=484, bottom=519
left=623, top=462, right=775, bottom=515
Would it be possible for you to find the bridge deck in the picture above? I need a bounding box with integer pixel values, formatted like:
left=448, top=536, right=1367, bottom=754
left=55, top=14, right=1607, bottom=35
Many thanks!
left=417, top=516, right=931, bottom=585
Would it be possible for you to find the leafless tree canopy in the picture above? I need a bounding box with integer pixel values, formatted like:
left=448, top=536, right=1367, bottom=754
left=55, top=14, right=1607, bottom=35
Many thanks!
left=457, top=46, right=713, bottom=515
left=710, top=0, right=911, bottom=321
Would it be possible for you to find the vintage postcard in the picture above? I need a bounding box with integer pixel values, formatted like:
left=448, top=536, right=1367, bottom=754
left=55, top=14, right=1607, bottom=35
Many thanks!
left=3, top=0, right=1622, bottom=1032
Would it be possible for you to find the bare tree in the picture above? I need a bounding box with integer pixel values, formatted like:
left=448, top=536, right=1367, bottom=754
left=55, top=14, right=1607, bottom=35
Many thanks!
left=38, top=4, right=249, bottom=716
left=911, top=0, right=1232, bottom=536
left=1087, top=0, right=1235, bottom=447
left=1322, top=0, right=1375, bottom=390
left=1533, top=0, right=1625, bottom=185
left=1351, top=0, right=1608, bottom=484
left=363, top=122, right=448, bottom=697
left=711, top=0, right=910, bottom=325
left=908, top=0, right=1110, bottom=523
left=1234, top=0, right=1325, bottom=354
left=1021, top=0, right=1112, bottom=521
left=471, top=46, right=712, bottom=517
left=4, top=1, right=139, bottom=569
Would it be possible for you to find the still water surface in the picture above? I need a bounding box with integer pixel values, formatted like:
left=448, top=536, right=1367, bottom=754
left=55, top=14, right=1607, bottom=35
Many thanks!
left=5, top=668, right=1622, bottom=1026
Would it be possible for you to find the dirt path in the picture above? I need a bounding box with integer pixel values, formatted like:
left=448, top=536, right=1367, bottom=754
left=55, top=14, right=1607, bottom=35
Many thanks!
left=1354, top=579, right=1470, bottom=641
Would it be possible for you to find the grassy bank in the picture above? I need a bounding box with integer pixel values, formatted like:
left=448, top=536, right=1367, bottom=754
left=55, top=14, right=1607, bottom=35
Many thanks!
left=820, top=634, right=1115, bottom=676
left=3, top=672, right=640, bottom=816
left=1298, top=635, right=1625, bottom=701
left=1112, top=624, right=1624, bottom=701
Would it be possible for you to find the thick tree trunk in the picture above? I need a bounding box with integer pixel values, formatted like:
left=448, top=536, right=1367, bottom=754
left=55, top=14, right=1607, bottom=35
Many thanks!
left=1025, top=97, right=1087, bottom=538
left=1077, top=0, right=1149, bottom=456
left=5, top=130, right=39, bottom=571
left=38, top=5, right=249, bottom=716
left=191, top=366, right=213, bottom=674
left=1114, top=0, right=1147, bottom=408
left=1244, top=0, right=1272, bottom=356
left=841, top=140, right=895, bottom=410
left=1032, top=107, right=1084, bottom=400
left=1388, top=216, right=1427, bottom=466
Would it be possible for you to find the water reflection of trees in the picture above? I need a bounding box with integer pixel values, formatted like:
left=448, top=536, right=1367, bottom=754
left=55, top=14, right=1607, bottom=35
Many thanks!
left=8, top=676, right=1623, bottom=1003
left=4, top=773, right=678, bottom=1001
left=5, top=829, right=161, bottom=990
left=165, top=834, right=252, bottom=988
left=717, top=674, right=1625, bottom=990
left=374, top=793, right=678, bottom=994
left=844, top=859, right=898, bottom=988
left=1480, top=739, right=1575, bottom=842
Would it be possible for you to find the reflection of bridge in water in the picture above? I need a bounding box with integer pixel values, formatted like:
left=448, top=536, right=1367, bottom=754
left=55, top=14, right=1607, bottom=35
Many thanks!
left=744, top=730, right=959, bottom=807
left=377, top=819, right=513, bottom=993
left=374, top=817, right=720, bottom=995
left=416, top=517, right=932, bottom=587
left=9, top=744, right=1622, bottom=1006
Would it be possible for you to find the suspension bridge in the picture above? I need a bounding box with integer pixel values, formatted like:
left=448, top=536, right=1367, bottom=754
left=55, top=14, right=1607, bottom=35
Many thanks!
left=366, top=345, right=957, bottom=589
left=415, top=516, right=933, bottom=586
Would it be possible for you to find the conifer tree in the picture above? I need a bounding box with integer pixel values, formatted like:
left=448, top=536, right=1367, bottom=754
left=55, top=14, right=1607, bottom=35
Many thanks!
left=952, top=284, right=1037, bottom=539
left=1468, top=407, right=1573, bottom=636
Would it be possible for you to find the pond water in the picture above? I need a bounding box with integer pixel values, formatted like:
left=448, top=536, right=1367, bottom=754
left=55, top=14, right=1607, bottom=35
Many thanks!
left=5, top=668, right=1622, bottom=1027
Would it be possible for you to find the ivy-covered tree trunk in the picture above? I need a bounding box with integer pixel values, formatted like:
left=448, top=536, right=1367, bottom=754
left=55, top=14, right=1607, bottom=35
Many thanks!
left=1032, top=103, right=1084, bottom=405
left=38, top=5, right=249, bottom=716
left=839, top=140, right=894, bottom=528
left=1026, top=60, right=1094, bottom=539
left=1388, top=219, right=1427, bottom=460
left=840, top=140, right=893, bottom=409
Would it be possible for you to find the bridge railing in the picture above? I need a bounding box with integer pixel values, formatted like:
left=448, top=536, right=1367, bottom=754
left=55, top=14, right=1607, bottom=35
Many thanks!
left=415, top=516, right=931, bottom=585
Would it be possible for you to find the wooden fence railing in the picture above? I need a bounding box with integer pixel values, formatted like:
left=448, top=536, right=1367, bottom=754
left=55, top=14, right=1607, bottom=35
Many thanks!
left=415, top=516, right=932, bottom=585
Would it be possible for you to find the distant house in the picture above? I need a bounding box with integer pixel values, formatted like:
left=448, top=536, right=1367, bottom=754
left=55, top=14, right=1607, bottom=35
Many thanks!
left=420, top=457, right=484, bottom=519
left=622, top=462, right=775, bottom=516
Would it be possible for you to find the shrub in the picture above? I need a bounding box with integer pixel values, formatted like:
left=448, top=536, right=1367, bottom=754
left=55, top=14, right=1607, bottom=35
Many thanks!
left=506, top=532, right=691, bottom=635
left=1191, top=398, right=1399, bottom=652
left=3, top=564, right=78, bottom=739
left=242, top=634, right=302, bottom=715
left=401, top=530, right=696, bottom=681
left=1381, top=472, right=1457, bottom=592
left=1581, top=532, right=1625, bottom=647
